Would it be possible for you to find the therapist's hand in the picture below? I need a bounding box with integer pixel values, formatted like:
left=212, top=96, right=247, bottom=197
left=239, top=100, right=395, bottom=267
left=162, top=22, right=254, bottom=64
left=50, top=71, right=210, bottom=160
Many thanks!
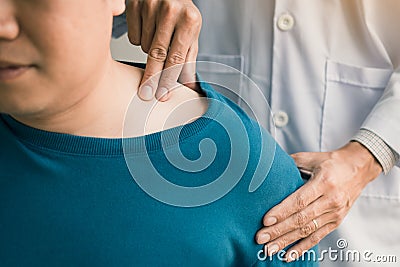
left=255, top=142, right=382, bottom=262
left=126, top=0, right=202, bottom=101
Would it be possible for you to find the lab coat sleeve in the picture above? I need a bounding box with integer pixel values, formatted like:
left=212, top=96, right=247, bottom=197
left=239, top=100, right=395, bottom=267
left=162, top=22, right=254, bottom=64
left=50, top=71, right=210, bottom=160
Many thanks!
left=361, top=67, right=400, bottom=167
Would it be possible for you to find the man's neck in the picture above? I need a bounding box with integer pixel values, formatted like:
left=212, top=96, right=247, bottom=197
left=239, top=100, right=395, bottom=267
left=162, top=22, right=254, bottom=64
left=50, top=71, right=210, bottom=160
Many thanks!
left=12, top=60, right=143, bottom=138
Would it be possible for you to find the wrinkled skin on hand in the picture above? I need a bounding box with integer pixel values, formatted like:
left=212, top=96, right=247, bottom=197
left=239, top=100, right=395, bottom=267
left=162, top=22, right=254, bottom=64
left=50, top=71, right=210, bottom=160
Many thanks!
left=255, top=142, right=382, bottom=262
left=126, top=0, right=202, bottom=101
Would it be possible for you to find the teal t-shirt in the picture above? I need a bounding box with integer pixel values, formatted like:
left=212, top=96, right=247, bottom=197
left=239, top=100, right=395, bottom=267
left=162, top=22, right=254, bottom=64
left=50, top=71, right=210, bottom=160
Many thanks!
left=0, top=69, right=317, bottom=266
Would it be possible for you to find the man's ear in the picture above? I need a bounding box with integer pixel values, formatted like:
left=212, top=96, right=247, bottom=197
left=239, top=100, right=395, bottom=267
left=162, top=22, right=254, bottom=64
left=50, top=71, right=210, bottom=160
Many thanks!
left=111, top=0, right=126, bottom=16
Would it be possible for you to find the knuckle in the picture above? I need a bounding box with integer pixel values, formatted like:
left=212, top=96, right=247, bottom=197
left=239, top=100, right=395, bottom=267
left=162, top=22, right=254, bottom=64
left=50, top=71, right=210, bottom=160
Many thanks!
left=141, top=24, right=154, bottom=35
left=278, top=237, right=289, bottom=249
left=295, top=194, right=308, bottom=210
left=130, top=0, right=141, bottom=9
left=161, top=0, right=181, bottom=16
left=183, top=7, right=201, bottom=24
left=279, top=207, right=291, bottom=218
left=167, top=51, right=186, bottom=65
left=300, top=224, right=314, bottom=237
left=271, top=227, right=282, bottom=239
left=142, top=2, right=151, bottom=16
left=126, top=0, right=136, bottom=12
left=319, top=171, right=335, bottom=189
left=330, top=194, right=344, bottom=209
left=149, top=47, right=168, bottom=62
left=294, top=211, right=308, bottom=227
left=143, top=0, right=158, bottom=10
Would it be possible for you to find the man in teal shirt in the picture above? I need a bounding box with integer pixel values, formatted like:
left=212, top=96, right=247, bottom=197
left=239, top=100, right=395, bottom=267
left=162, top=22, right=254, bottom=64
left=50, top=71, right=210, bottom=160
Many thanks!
left=0, top=0, right=317, bottom=265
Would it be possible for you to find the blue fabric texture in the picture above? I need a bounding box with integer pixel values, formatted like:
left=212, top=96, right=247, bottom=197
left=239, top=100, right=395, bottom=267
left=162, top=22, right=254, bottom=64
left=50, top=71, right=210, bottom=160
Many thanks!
left=0, top=63, right=317, bottom=266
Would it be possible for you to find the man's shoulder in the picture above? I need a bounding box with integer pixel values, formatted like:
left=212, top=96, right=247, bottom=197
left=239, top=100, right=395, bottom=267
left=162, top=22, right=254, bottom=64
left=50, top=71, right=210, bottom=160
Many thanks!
left=124, top=84, right=208, bottom=137
left=116, top=61, right=208, bottom=137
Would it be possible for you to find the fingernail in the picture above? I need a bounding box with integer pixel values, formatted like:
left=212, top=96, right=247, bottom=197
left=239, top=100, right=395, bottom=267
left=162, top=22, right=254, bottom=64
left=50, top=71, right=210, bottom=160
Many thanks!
left=268, top=244, right=279, bottom=256
left=259, top=233, right=270, bottom=243
left=140, top=85, right=153, bottom=101
left=156, top=87, right=169, bottom=101
left=264, top=217, right=277, bottom=226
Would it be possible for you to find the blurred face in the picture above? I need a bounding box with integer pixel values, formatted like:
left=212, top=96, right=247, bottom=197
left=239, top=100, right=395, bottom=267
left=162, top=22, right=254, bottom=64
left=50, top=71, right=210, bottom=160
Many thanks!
left=0, top=0, right=125, bottom=117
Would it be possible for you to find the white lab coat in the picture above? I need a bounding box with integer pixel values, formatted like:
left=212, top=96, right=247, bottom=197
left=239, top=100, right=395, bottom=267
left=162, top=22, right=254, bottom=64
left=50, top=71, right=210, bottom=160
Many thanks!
left=193, top=0, right=400, bottom=266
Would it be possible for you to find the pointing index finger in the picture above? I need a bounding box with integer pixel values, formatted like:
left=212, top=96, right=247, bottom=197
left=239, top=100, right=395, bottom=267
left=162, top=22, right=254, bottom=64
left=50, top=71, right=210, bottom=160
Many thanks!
left=138, top=16, right=176, bottom=101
